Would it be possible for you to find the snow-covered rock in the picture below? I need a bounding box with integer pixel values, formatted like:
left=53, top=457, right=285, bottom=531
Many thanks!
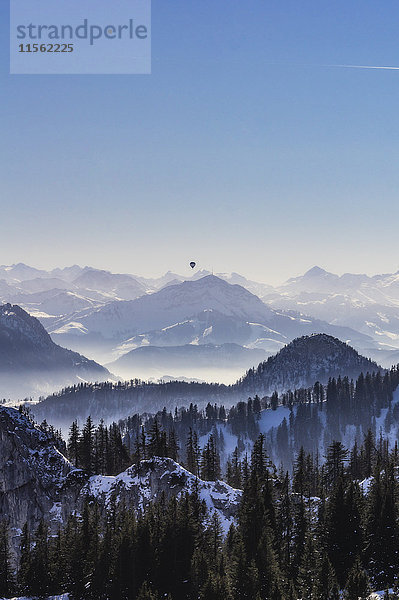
left=86, top=457, right=241, bottom=534
left=0, top=407, right=242, bottom=559
left=0, top=594, right=70, bottom=600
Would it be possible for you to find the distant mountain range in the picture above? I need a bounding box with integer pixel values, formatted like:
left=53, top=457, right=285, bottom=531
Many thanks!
left=0, top=303, right=109, bottom=399
left=46, top=275, right=371, bottom=369
left=263, top=265, right=399, bottom=363
left=0, top=262, right=399, bottom=384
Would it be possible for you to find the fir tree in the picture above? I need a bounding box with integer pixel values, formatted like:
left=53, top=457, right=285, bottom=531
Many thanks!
left=18, top=523, right=31, bottom=596
left=67, top=420, right=80, bottom=467
left=0, top=522, right=14, bottom=598
left=201, top=435, right=221, bottom=481
left=29, top=520, right=50, bottom=598
left=344, top=557, right=370, bottom=600
left=80, top=416, right=95, bottom=473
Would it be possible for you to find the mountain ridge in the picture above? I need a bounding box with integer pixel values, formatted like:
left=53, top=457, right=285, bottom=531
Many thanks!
left=2, top=263, right=399, bottom=370
left=48, top=275, right=374, bottom=367
left=0, top=303, right=109, bottom=398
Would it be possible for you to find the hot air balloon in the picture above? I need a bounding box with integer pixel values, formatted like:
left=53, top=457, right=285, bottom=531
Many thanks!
left=190, top=261, right=196, bottom=269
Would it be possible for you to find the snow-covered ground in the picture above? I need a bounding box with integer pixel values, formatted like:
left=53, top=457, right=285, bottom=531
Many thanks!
left=0, top=591, right=390, bottom=599
left=0, top=596, right=69, bottom=600
left=259, top=405, right=292, bottom=432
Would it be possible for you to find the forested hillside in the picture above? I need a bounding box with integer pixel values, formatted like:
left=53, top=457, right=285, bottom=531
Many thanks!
left=30, top=334, right=383, bottom=431
left=2, top=419, right=399, bottom=599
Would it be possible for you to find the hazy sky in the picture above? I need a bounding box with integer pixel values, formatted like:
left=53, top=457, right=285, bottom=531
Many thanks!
left=1, top=1, right=399, bottom=284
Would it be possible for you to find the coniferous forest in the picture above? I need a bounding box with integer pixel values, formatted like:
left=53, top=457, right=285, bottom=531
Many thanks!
left=3, top=366, right=399, bottom=598
left=2, top=431, right=399, bottom=599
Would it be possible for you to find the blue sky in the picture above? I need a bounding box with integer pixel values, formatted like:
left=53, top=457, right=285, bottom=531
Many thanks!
left=1, top=0, right=399, bottom=283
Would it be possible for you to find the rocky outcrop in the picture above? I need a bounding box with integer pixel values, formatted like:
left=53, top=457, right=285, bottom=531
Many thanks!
left=0, top=408, right=241, bottom=557
left=0, top=408, right=85, bottom=553
left=86, top=458, right=241, bottom=533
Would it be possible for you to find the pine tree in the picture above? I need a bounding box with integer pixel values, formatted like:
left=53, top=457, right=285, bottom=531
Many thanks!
left=29, top=520, right=50, bottom=598
left=344, top=557, right=370, bottom=600
left=18, top=522, right=31, bottom=595
left=291, top=497, right=307, bottom=580
left=0, top=522, right=14, bottom=598
left=324, top=477, right=349, bottom=586
left=228, top=447, right=242, bottom=489
left=277, top=472, right=292, bottom=580
left=137, top=580, right=160, bottom=599
left=324, top=441, right=348, bottom=489
left=362, top=429, right=376, bottom=478
left=147, top=417, right=164, bottom=458
left=296, top=532, right=317, bottom=598
left=80, top=416, right=95, bottom=473
left=201, top=435, right=221, bottom=481
left=293, top=447, right=306, bottom=496
left=186, top=428, right=200, bottom=476
left=95, top=419, right=107, bottom=474
left=168, top=429, right=179, bottom=461
left=313, top=552, right=339, bottom=600
left=67, top=420, right=80, bottom=467
left=365, top=463, right=399, bottom=586
left=276, top=418, right=289, bottom=466
left=270, top=391, right=279, bottom=410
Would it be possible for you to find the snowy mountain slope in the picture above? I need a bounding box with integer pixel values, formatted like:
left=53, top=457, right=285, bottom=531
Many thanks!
left=48, top=275, right=374, bottom=364
left=111, top=309, right=271, bottom=355
left=2, top=263, right=399, bottom=369
left=238, top=333, right=381, bottom=395
left=136, top=269, right=274, bottom=297
left=0, top=263, right=50, bottom=283
left=110, top=310, right=296, bottom=360
left=0, top=265, right=150, bottom=324
left=75, top=275, right=276, bottom=335
left=0, top=279, right=23, bottom=299
left=17, top=277, right=74, bottom=294
left=263, top=266, right=399, bottom=364
left=47, top=275, right=279, bottom=358
left=27, top=291, right=101, bottom=317
left=0, top=304, right=109, bottom=399
left=3, top=289, right=104, bottom=321
left=72, top=268, right=147, bottom=300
